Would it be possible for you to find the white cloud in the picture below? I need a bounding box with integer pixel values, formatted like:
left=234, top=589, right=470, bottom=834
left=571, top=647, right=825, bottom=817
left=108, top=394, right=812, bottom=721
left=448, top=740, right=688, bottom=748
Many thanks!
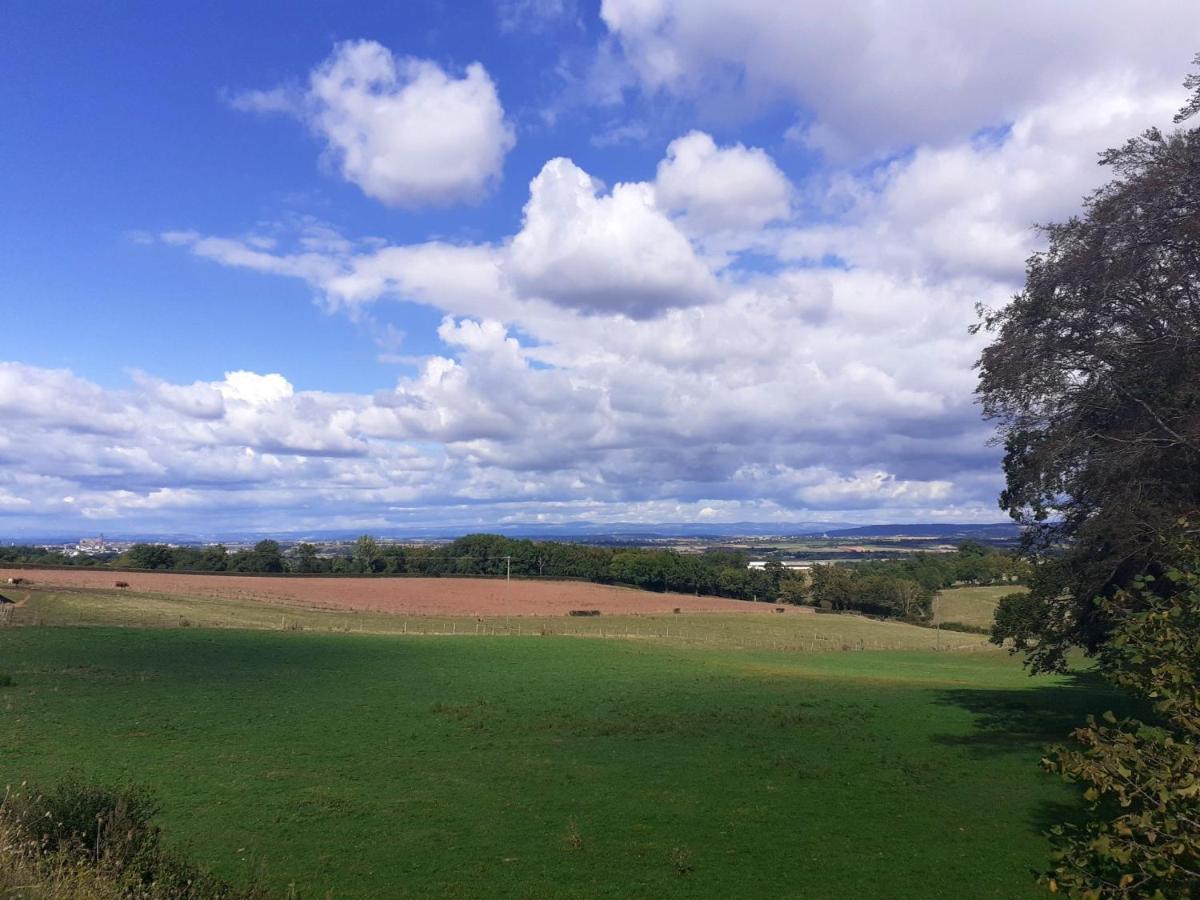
left=507, top=157, right=720, bottom=316
left=497, top=0, right=580, bottom=33
left=217, top=371, right=295, bottom=407
left=599, top=0, right=1200, bottom=160
left=654, top=130, right=791, bottom=236
left=232, top=40, right=515, bottom=206
left=126, top=28, right=1200, bottom=533
left=226, top=86, right=298, bottom=115
left=798, top=470, right=953, bottom=509
left=778, top=73, right=1184, bottom=282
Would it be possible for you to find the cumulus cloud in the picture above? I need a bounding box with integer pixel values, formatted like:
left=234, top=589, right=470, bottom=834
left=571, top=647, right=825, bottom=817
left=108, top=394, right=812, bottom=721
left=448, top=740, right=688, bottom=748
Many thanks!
left=778, top=73, right=1185, bottom=282
left=0, top=265, right=1004, bottom=533
left=170, top=151, right=729, bottom=319
left=798, top=470, right=954, bottom=509
left=654, top=131, right=791, bottom=237
left=231, top=40, right=515, bottom=206
left=118, top=18, right=1198, bottom=533
left=598, top=0, right=1200, bottom=160
left=507, top=157, right=721, bottom=316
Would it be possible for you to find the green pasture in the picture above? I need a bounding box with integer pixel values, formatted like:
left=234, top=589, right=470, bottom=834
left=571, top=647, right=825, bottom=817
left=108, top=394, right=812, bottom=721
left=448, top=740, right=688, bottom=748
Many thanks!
left=0, top=620, right=1123, bottom=898
left=933, top=585, right=1025, bottom=629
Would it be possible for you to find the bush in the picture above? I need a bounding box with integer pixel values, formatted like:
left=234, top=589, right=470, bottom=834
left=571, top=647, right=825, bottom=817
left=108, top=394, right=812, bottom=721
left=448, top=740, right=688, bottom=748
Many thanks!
left=1, top=775, right=264, bottom=898
left=0, top=673, right=12, bottom=687
left=1041, top=551, right=1200, bottom=897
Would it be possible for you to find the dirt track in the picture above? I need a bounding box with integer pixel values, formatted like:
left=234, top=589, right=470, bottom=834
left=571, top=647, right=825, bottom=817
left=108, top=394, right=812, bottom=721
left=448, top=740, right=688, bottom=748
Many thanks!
left=2, top=568, right=806, bottom=617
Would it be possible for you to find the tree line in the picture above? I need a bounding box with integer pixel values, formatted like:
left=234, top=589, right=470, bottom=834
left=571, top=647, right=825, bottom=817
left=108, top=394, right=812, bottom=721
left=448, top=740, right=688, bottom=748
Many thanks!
left=807, top=539, right=1027, bottom=619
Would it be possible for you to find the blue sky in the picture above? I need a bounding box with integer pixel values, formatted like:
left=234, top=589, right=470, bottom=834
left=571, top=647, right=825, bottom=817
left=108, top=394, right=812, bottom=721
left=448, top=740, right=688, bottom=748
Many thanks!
left=6, top=0, right=806, bottom=391
left=1, top=1, right=1197, bottom=535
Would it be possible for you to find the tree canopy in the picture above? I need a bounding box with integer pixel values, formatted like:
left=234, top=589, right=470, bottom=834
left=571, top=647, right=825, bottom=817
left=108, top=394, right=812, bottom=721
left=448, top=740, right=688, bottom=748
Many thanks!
left=977, top=66, right=1200, bottom=672
left=978, top=59, right=1200, bottom=895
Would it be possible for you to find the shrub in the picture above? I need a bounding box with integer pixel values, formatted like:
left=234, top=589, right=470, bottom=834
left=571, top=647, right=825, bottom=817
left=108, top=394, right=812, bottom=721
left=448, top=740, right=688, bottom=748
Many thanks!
left=0, top=673, right=12, bottom=687
left=1041, top=552, right=1200, bottom=897
left=4, top=775, right=155, bottom=856
left=1, top=775, right=264, bottom=899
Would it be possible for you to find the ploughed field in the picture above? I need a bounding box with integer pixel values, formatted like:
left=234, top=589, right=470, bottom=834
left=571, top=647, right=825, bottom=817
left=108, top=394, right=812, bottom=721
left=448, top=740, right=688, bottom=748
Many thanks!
left=0, top=568, right=797, bottom=617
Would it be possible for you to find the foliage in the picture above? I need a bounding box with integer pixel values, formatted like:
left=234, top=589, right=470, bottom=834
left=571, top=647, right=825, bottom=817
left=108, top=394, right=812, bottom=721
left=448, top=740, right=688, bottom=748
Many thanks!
left=0, top=544, right=115, bottom=567
left=810, top=561, right=948, bottom=620
left=1041, top=545, right=1200, bottom=898
left=976, top=69, right=1200, bottom=672
left=976, top=61, right=1200, bottom=895
left=122, top=544, right=178, bottom=570
left=228, top=540, right=284, bottom=574
left=351, top=535, right=383, bottom=574
left=1, top=775, right=261, bottom=898
left=292, top=542, right=323, bottom=574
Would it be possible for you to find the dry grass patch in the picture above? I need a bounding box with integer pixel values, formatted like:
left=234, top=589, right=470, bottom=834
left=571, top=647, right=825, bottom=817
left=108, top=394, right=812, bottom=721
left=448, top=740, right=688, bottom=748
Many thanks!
left=933, top=585, right=1026, bottom=630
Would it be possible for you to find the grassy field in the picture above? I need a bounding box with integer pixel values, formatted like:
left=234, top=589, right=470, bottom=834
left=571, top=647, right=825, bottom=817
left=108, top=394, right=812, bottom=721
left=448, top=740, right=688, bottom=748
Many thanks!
left=0, top=617, right=1124, bottom=898
left=933, top=585, right=1025, bottom=629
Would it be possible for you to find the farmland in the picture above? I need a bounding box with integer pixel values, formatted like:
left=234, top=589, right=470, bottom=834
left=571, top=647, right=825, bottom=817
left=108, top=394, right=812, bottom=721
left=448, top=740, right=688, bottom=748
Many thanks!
left=934, top=585, right=1023, bottom=630
left=0, top=577, right=1114, bottom=897
left=8, top=584, right=987, bottom=653
left=0, top=567, right=789, bottom=617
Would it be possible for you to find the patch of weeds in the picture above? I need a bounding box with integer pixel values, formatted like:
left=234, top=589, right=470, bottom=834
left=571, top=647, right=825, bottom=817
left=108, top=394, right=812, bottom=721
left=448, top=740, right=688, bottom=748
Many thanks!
left=430, top=698, right=496, bottom=731
left=670, top=846, right=694, bottom=876
left=767, top=705, right=810, bottom=728
left=564, top=818, right=584, bottom=851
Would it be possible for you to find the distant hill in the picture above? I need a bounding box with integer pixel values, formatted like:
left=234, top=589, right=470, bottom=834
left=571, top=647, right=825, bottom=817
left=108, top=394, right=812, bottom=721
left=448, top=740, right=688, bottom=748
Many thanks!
left=824, top=523, right=1020, bottom=540
left=3, top=521, right=1022, bottom=544
left=260, top=521, right=859, bottom=541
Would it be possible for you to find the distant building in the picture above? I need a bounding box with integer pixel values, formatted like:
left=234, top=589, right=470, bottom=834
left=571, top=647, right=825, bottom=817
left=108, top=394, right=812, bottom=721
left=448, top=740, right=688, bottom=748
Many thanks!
left=747, top=561, right=812, bottom=571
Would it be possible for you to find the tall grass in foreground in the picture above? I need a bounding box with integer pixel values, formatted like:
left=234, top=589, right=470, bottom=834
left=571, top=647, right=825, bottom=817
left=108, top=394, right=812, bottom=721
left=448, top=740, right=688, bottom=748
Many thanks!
left=0, top=776, right=264, bottom=899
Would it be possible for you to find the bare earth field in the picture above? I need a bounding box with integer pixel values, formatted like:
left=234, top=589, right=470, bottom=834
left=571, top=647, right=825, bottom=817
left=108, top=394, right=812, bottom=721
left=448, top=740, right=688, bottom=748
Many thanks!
left=0, top=568, right=806, bottom=617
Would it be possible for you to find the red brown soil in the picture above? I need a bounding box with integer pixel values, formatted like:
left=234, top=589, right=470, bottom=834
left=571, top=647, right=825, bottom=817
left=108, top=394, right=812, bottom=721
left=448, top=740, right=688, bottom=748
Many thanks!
left=3, top=568, right=810, bottom=617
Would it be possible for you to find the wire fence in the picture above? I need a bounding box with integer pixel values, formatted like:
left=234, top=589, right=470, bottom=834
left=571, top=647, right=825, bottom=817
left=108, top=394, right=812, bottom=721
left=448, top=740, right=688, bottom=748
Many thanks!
left=255, top=615, right=993, bottom=653
left=7, top=587, right=993, bottom=653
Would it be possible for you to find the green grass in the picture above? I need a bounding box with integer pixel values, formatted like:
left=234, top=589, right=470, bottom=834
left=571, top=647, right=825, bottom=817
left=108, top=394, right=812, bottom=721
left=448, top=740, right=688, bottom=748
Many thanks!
left=934, top=585, right=1026, bottom=629
left=0, top=624, right=1126, bottom=898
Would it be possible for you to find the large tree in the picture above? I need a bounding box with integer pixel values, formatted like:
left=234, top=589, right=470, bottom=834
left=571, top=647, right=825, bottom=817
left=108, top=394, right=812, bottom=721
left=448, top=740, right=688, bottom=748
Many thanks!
left=976, top=63, right=1200, bottom=672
